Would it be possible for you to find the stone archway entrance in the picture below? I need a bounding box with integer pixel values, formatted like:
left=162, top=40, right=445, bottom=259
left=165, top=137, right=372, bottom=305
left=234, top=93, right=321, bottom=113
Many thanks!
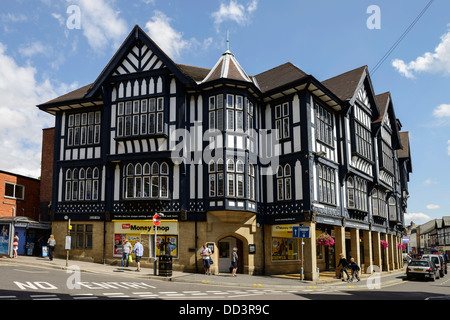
left=217, top=236, right=244, bottom=274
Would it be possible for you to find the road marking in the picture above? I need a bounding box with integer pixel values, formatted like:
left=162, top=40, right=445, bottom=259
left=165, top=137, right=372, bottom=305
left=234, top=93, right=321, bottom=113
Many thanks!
left=13, top=269, right=50, bottom=274
left=103, top=292, right=130, bottom=298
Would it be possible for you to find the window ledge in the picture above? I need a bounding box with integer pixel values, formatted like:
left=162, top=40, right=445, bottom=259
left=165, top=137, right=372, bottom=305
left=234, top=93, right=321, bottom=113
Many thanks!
left=115, top=133, right=168, bottom=141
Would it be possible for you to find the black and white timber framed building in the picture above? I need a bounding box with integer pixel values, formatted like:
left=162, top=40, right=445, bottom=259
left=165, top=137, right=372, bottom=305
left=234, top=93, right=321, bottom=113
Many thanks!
left=37, top=25, right=412, bottom=279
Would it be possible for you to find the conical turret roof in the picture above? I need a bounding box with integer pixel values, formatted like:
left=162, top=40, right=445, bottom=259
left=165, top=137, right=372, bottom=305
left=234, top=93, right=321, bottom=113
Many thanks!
left=201, top=49, right=254, bottom=84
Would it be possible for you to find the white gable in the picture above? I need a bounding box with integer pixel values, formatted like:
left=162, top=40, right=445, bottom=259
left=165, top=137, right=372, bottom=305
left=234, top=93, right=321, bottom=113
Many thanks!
left=113, top=44, right=166, bottom=76
left=356, top=87, right=371, bottom=109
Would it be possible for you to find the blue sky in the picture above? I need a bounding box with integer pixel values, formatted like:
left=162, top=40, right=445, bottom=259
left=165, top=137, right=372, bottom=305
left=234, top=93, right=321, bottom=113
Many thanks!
left=0, top=0, right=449, bottom=225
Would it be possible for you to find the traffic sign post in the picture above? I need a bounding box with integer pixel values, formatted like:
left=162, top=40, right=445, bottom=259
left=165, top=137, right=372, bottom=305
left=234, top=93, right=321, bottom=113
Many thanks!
left=292, top=226, right=310, bottom=281
left=153, top=214, right=161, bottom=275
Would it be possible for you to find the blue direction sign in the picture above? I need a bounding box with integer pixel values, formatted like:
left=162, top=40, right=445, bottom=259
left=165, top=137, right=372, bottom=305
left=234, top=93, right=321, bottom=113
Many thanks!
left=292, top=226, right=310, bottom=238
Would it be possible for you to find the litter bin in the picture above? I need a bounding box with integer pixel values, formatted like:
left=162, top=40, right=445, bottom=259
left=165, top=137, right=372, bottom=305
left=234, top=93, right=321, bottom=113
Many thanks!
left=158, top=255, right=172, bottom=277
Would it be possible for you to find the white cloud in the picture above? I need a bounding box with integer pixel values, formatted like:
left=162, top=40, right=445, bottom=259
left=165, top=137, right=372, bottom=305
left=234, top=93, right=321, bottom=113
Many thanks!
left=393, top=28, right=450, bottom=78
left=426, top=204, right=440, bottom=210
left=19, top=41, right=49, bottom=58
left=0, top=43, right=76, bottom=178
left=145, top=11, right=191, bottom=59
left=404, top=213, right=432, bottom=224
left=212, top=0, right=258, bottom=27
left=0, top=13, right=27, bottom=23
left=424, top=179, right=437, bottom=185
left=433, top=104, right=450, bottom=118
left=51, top=13, right=65, bottom=26
left=70, top=0, right=128, bottom=52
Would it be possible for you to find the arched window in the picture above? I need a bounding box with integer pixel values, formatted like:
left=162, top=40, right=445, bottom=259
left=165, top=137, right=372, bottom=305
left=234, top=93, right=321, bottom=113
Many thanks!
left=124, top=162, right=170, bottom=199
left=236, top=160, right=245, bottom=197
left=388, top=197, right=396, bottom=221
left=209, top=160, right=215, bottom=173
left=277, top=165, right=284, bottom=200
left=347, top=177, right=355, bottom=208
left=65, top=167, right=100, bottom=201
left=284, top=164, right=292, bottom=200
left=126, top=164, right=134, bottom=198
left=248, top=164, right=255, bottom=200
left=318, top=164, right=336, bottom=205
left=85, top=168, right=92, bottom=200
left=65, top=169, right=72, bottom=201
left=276, top=164, right=292, bottom=201
left=217, top=159, right=224, bottom=196
left=160, top=162, right=169, bottom=198
left=372, top=189, right=379, bottom=216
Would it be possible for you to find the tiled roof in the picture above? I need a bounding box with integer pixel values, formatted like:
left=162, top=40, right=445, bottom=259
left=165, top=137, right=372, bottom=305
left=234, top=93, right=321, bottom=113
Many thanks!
left=176, top=64, right=211, bottom=83
left=202, top=51, right=253, bottom=84
left=253, top=62, right=309, bottom=94
left=322, top=66, right=367, bottom=101
left=398, top=132, right=410, bottom=159
left=374, top=92, right=390, bottom=123
left=38, top=83, right=93, bottom=107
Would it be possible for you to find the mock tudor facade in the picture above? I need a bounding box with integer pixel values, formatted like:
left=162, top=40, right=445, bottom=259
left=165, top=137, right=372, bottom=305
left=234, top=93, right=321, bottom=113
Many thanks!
left=37, top=25, right=412, bottom=280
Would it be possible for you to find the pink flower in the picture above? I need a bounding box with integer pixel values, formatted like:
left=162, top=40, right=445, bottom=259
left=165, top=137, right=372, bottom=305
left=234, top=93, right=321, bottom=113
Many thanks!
left=380, top=240, right=389, bottom=248
left=317, top=233, right=335, bottom=247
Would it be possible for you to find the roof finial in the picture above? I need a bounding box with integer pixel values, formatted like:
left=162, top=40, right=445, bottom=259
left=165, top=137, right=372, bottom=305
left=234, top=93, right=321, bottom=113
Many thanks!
left=225, top=30, right=231, bottom=54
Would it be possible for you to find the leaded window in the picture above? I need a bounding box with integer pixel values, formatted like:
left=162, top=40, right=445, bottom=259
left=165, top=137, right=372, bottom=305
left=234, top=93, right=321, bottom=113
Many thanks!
left=123, top=162, right=169, bottom=199
left=316, top=103, right=333, bottom=146
left=318, top=164, right=336, bottom=205
left=276, top=164, right=292, bottom=201
left=67, top=111, right=101, bottom=147
left=65, top=167, right=99, bottom=201
left=275, top=102, right=290, bottom=140
left=347, top=176, right=367, bottom=211
left=117, top=98, right=164, bottom=138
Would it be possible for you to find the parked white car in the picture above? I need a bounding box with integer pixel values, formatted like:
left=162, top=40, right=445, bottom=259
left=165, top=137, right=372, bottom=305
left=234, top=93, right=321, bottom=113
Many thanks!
left=422, top=254, right=445, bottom=278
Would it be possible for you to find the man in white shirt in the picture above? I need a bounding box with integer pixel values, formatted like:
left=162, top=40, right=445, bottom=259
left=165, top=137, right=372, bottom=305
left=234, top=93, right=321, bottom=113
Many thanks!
left=200, top=244, right=212, bottom=275
left=121, top=239, right=132, bottom=267
left=133, top=240, right=144, bottom=272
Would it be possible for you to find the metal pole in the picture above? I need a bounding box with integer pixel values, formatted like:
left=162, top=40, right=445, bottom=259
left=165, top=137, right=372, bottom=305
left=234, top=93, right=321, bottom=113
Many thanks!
left=154, top=224, right=157, bottom=276
left=301, top=239, right=304, bottom=281
left=66, top=219, right=70, bottom=267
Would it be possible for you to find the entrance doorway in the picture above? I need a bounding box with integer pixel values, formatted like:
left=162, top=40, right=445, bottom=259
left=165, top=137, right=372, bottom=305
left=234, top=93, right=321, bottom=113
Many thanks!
left=218, top=236, right=243, bottom=274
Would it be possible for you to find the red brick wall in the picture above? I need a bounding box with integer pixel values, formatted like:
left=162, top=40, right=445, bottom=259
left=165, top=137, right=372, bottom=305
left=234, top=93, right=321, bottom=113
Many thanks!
left=0, top=171, right=40, bottom=219
left=40, top=128, right=55, bottom=203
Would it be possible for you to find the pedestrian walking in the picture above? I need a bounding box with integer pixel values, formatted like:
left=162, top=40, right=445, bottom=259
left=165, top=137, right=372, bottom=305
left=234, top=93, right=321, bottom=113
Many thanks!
left=133, top=240, right=144, bottom=272
left=200, top=243, right=212, bottom=275
left=47, top=235, right=56, bottom=261
left=349, top=257, right=360, bottom=282
left=121, top=239, right=132, bottom=267
left=231, top=247, right=238, bottom=277
left=337, top=253, right=350, bottom=281
left=12, top=232, right=19, bottom=258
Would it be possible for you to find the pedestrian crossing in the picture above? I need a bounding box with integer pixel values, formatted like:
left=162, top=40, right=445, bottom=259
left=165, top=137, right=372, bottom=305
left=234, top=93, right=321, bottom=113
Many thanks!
left=0, top=286, right=356, bottom=300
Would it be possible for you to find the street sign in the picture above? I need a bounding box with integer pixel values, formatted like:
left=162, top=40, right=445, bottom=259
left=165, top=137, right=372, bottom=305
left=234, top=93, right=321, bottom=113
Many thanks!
left=292, top=226, right=310, bottom=238
left=153, top=214, right=161, bottom=226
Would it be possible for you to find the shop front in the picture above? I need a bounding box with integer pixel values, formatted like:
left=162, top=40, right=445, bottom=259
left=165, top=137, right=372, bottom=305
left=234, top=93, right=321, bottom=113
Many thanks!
left=0, top=217, right=51, bottom=257
left=113, top=220, right=179, bottom=260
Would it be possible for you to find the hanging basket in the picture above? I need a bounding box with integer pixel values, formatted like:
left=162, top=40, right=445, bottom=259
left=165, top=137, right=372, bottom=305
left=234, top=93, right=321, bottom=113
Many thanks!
left=317, top=233, right=335, bottom=247
left=380, top=240, right=389, bottom=249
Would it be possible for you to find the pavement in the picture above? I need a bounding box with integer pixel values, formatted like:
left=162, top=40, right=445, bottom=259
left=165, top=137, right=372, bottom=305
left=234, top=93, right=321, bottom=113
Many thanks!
left=0, top=255, right=407, bottom=290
